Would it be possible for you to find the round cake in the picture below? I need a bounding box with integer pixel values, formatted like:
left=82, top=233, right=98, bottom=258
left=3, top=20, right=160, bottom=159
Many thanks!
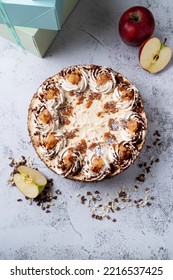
left=28, top=65, right=147, bottom=182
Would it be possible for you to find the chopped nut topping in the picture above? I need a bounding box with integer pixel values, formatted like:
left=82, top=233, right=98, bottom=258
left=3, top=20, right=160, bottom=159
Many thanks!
left=45, top=132, right=58, bottom=150
left=104, top=101, right=118, bottom=113
left=76, top=95, right=85, bottom=105
left=97, top=111, right=105, bottom=117
left=63, top=150, right=76, bottom=169
left=39, top=109, right=52, bottom=124
left=59, top=116, right=71, bottom=126
left=127, top=119, right=139, bottom=134
left=66, top=71, right=81, bottom=84
left=108, top=118, right=119, bottom=131
left=76, top=139, right=87, bottom=154
left=61, top=105, right=74, bottom=117
left=86, top=92, right=102, bottom=108
left=119, top=143, right=131, bottom=160
left=88, top=143, right=98, bottom=150
left=118, top=84, right=134, bottom=100
left=96, top=73, right=111, bottom=85
left=64, top=129, right=78, bottom=139
left=44, top=89, right=57, bottom=100
left=91, top=156, right=104, bottom=173
left=103, top=132, right=117, bottom=144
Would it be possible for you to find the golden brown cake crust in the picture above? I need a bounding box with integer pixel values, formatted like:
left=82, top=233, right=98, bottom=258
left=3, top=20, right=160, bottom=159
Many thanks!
left=28, top=65, right=147, bottom=182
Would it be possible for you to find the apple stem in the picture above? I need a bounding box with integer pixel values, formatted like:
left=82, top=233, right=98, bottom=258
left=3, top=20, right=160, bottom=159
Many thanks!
left=130, top=14, right=139, bottom=22
left=163, top=38, right=167, bottom=45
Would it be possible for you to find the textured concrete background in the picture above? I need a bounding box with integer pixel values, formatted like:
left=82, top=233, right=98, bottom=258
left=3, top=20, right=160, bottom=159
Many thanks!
left=0, top=0, right=173, bottom=260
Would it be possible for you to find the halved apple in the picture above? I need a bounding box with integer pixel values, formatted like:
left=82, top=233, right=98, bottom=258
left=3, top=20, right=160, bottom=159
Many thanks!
left=139, top=37, right=172, bottom=73
left=14, top=165, right=47, bottom=198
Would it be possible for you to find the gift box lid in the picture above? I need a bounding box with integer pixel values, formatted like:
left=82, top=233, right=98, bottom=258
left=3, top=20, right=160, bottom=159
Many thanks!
left=0, top=0, right=63, bottom=30
left=0, top=0, right=79, bottom=57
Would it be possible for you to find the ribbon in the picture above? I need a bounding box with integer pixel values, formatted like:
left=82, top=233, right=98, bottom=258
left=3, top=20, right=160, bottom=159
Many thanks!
left=0, top=1, right=23, bottom=48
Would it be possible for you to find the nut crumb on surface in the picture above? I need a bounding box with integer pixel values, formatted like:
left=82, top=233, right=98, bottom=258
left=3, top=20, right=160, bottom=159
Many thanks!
left=77, top=183, right=155, bottom=222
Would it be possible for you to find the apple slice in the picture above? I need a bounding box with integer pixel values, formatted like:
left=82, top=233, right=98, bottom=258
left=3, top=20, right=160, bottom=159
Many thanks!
left=14, top=165, right=47, bottom=198
left=139, top=37, right=172, bottom=73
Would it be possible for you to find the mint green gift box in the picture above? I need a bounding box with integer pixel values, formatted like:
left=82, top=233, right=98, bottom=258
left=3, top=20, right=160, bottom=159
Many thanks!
left=0, top=0, right=64, bottom=30
left=0, top=0, right=79, bottom=57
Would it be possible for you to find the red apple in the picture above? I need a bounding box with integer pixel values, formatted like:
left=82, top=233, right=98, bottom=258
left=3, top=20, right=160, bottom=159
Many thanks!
left=139, top=37, right=172, bottom=73
left=119, top=6, right=155, bottom=46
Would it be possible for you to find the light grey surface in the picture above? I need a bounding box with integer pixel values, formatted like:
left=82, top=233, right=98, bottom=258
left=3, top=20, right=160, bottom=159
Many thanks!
left=0, top=0, right=173, bottom=260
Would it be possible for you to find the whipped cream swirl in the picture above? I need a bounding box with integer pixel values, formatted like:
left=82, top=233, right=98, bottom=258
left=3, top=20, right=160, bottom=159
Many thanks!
left=113, top=84, right=137, bottom=111
left=39, top=131, right=67, bottom=158
left=119, top=111, right=146, bottom=142
left=33, top=106, right=60, bottom=135
left=89, top=66, right=116, bottom=94
left=115, top=141, right=134, bottom=169
left=38, top=86, right=65, bottom=115
left=56, top=147, right=82, bottom=177
left=45, top=90, right=65, bottom=117
left=83, top=144, right=117, bottom=181
left=58, top=67, right=88, bottom=93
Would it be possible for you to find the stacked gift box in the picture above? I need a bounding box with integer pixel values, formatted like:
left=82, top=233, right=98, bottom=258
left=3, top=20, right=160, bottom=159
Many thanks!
left=0, top=0, right=79, bottom=57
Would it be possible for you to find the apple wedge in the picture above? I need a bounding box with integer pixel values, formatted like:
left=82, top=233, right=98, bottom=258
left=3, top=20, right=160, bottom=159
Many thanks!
left=139, top=37, right=172, bottom=73
left=14, top=165, right=47, bottom=198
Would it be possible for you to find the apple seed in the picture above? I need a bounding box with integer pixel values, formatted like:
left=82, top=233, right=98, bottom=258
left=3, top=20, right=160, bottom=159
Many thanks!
left=153, top=54, right=159, bottom=61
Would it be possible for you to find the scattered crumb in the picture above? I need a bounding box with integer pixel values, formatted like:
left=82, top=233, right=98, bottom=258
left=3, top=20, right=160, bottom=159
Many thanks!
left=136, top=173, right=146, bottom=183
left=77, top=184, right=154, bottom=222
